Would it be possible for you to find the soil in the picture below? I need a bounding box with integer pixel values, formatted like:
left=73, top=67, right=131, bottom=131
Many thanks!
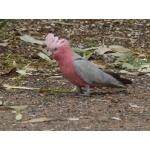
left=0, top=19, right=150, bottom=131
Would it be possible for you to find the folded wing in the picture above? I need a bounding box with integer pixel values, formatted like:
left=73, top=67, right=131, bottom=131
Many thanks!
left=73, top=55, right=131, bottom=88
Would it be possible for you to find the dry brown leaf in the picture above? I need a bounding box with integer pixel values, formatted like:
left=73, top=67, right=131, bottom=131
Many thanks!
left=129, top=103, right=140, bottom=108
left=109, top=45, right=130, bottom=53
left=20, top=35, right=45, bottom=45
left=68, top=118, right=80, bottom=121
left=95, top=46, right=112, bottom=55
left=3, top=84, right=40, bottom=90
left=10, top=105, right=28, bottom=110
left=138, top=64, right=150, bottom=73
left=22, top=117, right=50, bottom=123
left=119, top=70, right=138, bottom=75
left=16, top=70, right=32, bottom=75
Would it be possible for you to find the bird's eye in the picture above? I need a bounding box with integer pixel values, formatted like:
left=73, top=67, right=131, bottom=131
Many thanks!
left=54, top=48, right=57, bottom=51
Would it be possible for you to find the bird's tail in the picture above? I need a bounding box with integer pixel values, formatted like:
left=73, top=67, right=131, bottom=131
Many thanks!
left=104, top=71, right=132, bottom=85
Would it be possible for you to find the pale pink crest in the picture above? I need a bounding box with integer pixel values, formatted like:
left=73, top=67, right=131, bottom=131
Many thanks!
left=45, top=33, right=55, bottom=48
left=45, top=33, right=70, bottom=50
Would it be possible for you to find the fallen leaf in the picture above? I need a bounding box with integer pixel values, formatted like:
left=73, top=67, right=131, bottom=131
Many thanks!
left=3, top=84, right=40, bottom=90
left=16, top=70, right=32, bottom=75
left=72, top=48, right=90, bottom=56
left=68, top=118, right=80, bottom=121
left=122, top=62, right=135, bottom=70
left=10, top=105, right=28, bottom=110
left=84, top=51, right=93, bottom=60
left=129, top=103, right=145, bottom=113
left=37, top=52, right=51, bottom=62
left=22, top=117, right=50, bottom=123
left=119, top=70, right=138, bottom=75
left=109, top=52, right=124, bottom=57
left=111, top=117, right=121, bottom=121
left=138, top=64, right=150, bottom=73
left=117, top=52, right=133, bottom=61
left=95, top=46, right=112, bottom=55
left=20, top=35, right=45, bottom=45
left=48, top=75, right=63, bottom=79
left=109, top=45, right=130, bottom=53
left=16, top=113, right=23, bottom=121
left=0, top=105, right=28, bottom=111
left=24, top=66, right=37, bottom=71
left=129, top=103, right=140, bottom=108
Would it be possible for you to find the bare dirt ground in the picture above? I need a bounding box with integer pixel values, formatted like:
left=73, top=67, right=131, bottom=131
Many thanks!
left=0, top=19, right=150, bottom=130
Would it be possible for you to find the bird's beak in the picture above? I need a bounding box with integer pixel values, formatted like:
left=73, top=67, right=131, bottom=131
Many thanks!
left=42, top=47, right=52, bottom=56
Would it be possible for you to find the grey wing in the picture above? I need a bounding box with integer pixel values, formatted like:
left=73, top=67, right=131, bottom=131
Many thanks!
left=74, top=57, right=125, bottom=88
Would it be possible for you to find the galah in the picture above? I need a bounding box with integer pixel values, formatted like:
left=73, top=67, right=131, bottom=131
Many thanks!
left=44, top=33, right=132, bottom=96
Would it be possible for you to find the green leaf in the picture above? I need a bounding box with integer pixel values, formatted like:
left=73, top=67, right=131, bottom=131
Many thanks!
left=72, top=47, right=84, bottom=53
left=72, top=48, right=90, bottom=56
left=85, top=51, right=93, bottom=60
left=122, top=62, right=135, bottom=70
left=117, top=52, right=133, bottom=61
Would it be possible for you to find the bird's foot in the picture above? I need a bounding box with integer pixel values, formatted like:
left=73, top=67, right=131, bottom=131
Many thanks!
left=78, top=85, right=92, bottom=96
left=69, top=86, right=93, bottom=96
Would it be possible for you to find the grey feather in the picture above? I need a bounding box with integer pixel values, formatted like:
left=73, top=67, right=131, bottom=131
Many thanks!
left=73, top=53, right=126, bottom=88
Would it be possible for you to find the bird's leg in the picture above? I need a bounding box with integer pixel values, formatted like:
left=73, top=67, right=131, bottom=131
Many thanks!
left=75, top=86, right=82, bottom=94
left=81, top=85, right=91, bottom=96
left=71, top=86, right=91, bottom=96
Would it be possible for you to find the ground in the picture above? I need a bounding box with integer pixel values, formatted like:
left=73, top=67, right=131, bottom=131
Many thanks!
left=0, top=19, right=150, bottom=130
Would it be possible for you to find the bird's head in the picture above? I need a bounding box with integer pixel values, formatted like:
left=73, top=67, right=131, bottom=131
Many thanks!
left=44, top=33, right=70, bottom=56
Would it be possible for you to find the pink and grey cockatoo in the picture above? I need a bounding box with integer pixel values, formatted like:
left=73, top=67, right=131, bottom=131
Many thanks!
left=44, top=33, right=132, bottom=96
